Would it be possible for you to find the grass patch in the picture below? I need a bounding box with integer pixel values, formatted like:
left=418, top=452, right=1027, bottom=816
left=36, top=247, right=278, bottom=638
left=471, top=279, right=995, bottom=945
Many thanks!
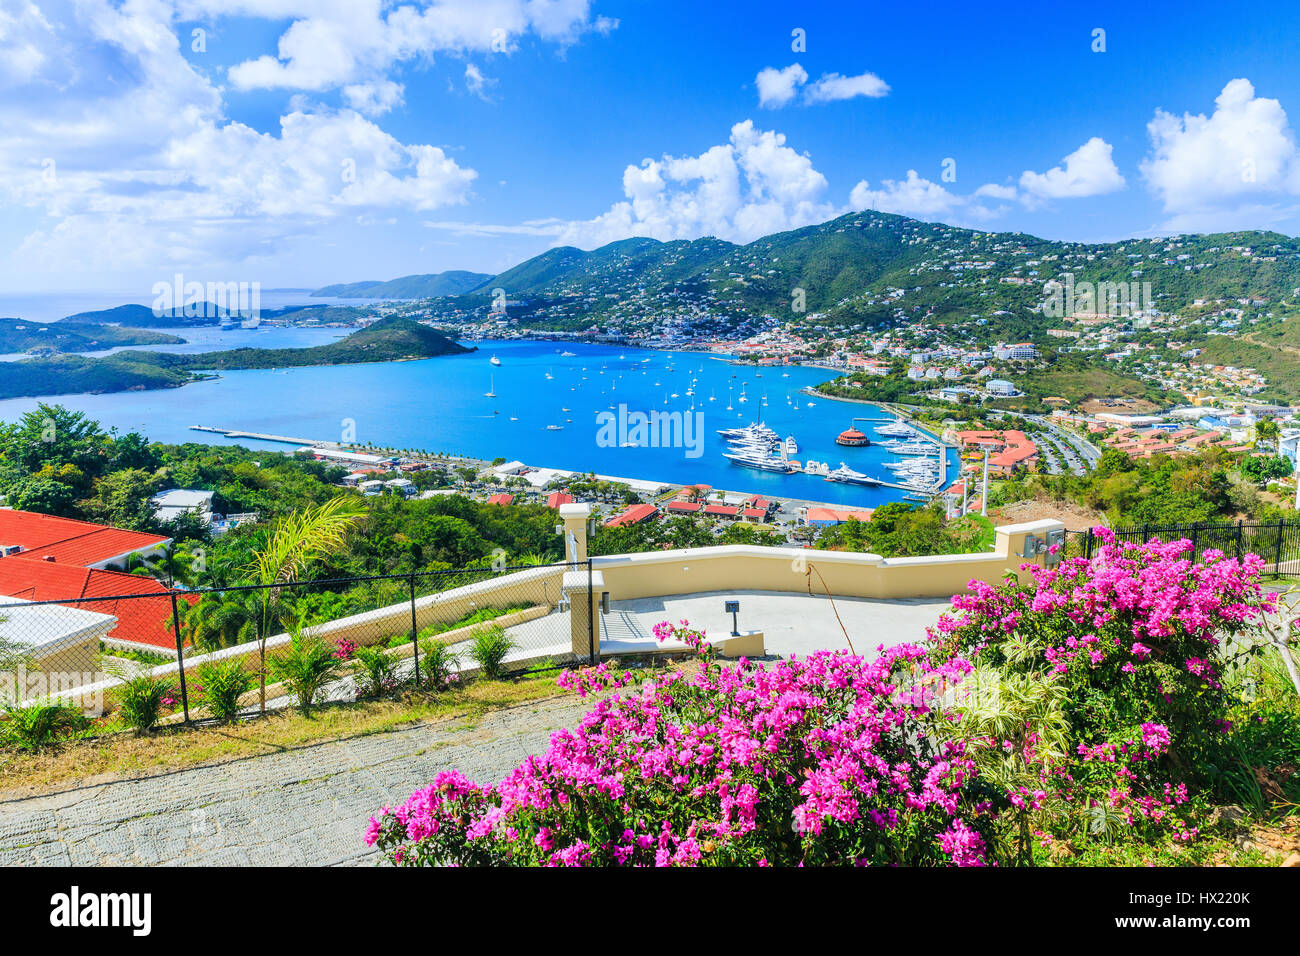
left=0, top=670, right=567, bottom=796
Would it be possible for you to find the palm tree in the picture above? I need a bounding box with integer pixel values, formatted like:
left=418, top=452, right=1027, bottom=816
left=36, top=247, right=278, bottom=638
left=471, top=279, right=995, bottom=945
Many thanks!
left=175, top=589, right=261, bottom=651
left=242, top=497, right=362, bottom=713
left=1255, top=418, right=1280, bottom=450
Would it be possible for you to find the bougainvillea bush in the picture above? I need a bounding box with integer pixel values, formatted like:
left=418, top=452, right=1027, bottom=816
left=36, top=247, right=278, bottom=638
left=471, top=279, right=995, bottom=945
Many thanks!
left=367, top=622, right=992, bottom=866
left=925, top=529, right=1274, bottom=857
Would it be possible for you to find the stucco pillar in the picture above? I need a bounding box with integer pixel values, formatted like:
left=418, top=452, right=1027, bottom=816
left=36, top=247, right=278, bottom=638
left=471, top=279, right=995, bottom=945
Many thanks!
left=559, top=502, right=591, bottom=563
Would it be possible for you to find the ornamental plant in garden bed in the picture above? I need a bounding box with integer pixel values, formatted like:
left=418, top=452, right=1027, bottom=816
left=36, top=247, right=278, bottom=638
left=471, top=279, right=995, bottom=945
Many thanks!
left=924, top=528, right=1288, bottom=862
left=367, top=622, right=991, bottom=866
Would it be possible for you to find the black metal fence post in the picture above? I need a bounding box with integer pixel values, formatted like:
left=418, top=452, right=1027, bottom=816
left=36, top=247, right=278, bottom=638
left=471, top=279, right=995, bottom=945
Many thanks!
left=587, top=558, right=596, bottom=665
left=1085, top=528, right=1094, bottom=559
left=408, top=572, right=419, bottom=685
left=1190, top=522, right=1200, bottom=562
left=1235, top=520, right=1244, bottom=561
left=169, top=592, right=190, bottom=723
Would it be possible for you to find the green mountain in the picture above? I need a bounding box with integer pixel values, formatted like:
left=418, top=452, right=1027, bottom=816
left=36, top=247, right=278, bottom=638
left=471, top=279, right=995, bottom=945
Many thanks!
left=0, top=318, right=183, bottom=354
left=0, top=318, right=471, bottom=400
left=313, top=270, right=493, bottom=299
left=458, top=212, right=1300, bottom=327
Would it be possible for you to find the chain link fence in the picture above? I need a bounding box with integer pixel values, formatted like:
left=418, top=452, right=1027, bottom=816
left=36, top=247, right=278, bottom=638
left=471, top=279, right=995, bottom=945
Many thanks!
left=0, top=560, right=593, bottom=723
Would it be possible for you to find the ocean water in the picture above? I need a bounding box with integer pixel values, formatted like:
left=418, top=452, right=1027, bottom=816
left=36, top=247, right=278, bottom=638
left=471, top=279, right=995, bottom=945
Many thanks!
left=0, top=339, right=956, bottom=507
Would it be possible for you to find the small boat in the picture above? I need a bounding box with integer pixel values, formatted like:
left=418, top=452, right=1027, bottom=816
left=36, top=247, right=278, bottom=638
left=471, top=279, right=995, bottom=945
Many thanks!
left=545, top=368, right=554, bottom=380
left=484, top=374, right=496, bottom=398
left=560, top=350, right=576, bottom=357
left=490, top=355, right=501, bottom=366
left=546, top=424, right=564, bottom=431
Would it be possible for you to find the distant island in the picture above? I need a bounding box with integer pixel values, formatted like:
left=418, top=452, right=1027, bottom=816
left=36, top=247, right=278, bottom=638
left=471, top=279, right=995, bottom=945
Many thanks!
left=61, top=301, right=358, bottom=328
left=312, top=270, right=493, bottom=299
left=0, top=318, right=183, bottom=354
left=0, top=317, right=471, bottom=400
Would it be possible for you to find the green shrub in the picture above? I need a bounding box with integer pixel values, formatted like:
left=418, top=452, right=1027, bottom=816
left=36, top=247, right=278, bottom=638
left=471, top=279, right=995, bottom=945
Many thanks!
left=195, top=657, right=255, bottom=723
left=353, top=646, right=400, bottom=698
left=1, top=699, right=87, bottom=751
left=267, top=625, right=345, bottom=716
left=116, top=672, right=175, bottom=736
left=468, top=625, right=517, bottom=681
left=417, top=639, right=459, bottom=691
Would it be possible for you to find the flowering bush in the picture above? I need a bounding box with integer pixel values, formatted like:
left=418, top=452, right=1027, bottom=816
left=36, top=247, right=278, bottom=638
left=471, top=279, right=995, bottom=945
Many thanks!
left=930, top=530, right=1270, bottom=773
left=926, top=530, right=1272, bottom=855
left=367, top=621, right=990, bottom=866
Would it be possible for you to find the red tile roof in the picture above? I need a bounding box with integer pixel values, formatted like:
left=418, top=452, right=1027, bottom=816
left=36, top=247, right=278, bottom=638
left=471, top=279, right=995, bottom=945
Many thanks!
left=546, top=492, right=574, bottom=509
left=0, top=509, right=170, bottom=568
left=704, top=504, right=739, bottom=517
left=604, top=503, right=659, bottom=527
left=486, top=493, right=514, bottom=506
left=665, top=501, right=703, bottom=513
left=806, top=507, right=874, bottom=525
left=0, top=556, right=195, bottom=651
left=742, top=508, right=768, bottom=520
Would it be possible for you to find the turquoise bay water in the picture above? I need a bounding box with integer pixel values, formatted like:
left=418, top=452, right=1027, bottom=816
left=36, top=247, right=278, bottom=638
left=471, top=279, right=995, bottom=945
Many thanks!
left=0, top=339, right=956, bottom=507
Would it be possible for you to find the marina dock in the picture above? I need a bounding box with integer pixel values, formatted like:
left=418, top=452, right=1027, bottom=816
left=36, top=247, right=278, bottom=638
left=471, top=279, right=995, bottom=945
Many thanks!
left=836, top=413, right=952, bottom=495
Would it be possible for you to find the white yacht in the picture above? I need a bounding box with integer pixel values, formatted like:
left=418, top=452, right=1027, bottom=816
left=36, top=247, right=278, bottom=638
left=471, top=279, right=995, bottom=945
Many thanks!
left=825, top=463, right=882, bottom=486
left=489, top=355, right=501, bottom=366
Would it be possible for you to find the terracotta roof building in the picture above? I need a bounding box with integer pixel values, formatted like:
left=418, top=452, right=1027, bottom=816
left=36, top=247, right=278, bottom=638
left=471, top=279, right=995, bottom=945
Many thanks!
left=0, top=509, right=171, bottom=569
left=0, top=556, right=195, bottom=653
left=604, top=503, right=659, bottom=527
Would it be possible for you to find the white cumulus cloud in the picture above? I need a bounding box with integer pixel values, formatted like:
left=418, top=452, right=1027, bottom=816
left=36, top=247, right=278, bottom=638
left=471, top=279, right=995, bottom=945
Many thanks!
left=1018, top=136, right=1125, bottom=203
left=223, top=0, right=615, bottom=93
left=558, top=120, right=838, bottom=247
left=1140, top=78, right=1300, bottom=229
left=848, top=170, right=1004, bottom=223
left=756, top=64, right=808, bottom=108
left=0, top=1, right=478, bottom=278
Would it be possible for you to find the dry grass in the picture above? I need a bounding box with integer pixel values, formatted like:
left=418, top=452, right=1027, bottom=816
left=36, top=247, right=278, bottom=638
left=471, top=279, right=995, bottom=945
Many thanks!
left=992, top=495, right=1107, bottom=531
left=0, top=672, right=568, bottom=798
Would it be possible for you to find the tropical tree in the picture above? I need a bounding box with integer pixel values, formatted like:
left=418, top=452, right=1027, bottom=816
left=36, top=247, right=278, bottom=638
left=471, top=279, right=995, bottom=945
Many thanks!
left=175, top=589, right=261, bottom=651
left=242, top=497, right=362, bottom=712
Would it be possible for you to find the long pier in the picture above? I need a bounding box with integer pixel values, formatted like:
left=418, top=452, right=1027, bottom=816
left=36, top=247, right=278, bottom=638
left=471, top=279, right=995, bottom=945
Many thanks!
left=190, top=425, right=338, bottom=448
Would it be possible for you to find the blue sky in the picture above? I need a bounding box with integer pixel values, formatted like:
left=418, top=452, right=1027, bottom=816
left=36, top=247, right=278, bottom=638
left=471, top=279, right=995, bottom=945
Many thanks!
left=4, top=0, right=1300, bottom=292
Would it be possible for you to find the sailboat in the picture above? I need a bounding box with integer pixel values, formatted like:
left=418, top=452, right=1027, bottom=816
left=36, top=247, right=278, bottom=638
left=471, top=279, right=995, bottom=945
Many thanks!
left=709, top=389, right=716, bottom=402
left=545, top=368, right=554, bottom=380
left=738, top=384, right=749, bottom=404
left=484, top=374, right=497, bottom=398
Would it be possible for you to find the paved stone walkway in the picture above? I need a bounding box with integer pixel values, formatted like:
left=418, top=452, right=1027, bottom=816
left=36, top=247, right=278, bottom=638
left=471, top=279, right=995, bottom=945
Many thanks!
left=0, top=695, right=589, bottom=867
